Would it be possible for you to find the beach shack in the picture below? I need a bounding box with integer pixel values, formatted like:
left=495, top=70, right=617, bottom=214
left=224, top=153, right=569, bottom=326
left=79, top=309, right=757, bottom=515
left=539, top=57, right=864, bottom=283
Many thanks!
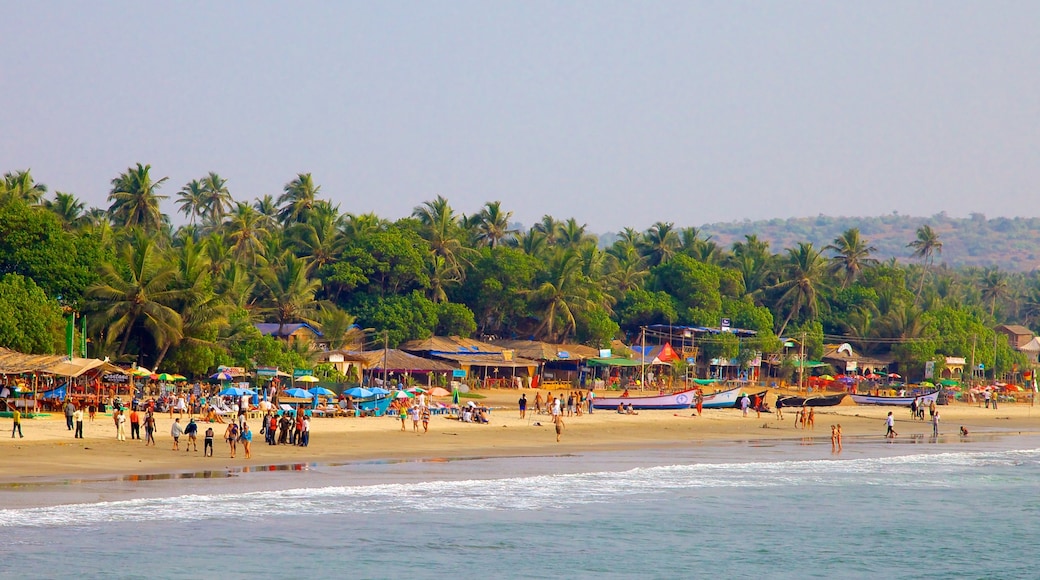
left=400, top=336, right=539, bottom=388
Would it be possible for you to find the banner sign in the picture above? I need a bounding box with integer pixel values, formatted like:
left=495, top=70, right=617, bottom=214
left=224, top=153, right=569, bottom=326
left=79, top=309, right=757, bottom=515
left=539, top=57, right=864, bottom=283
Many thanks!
left=102, top=373, right=130, bottom=384
left=293, top=368, right=313, bottom=378
left=256, top=366, right=278, bottom=377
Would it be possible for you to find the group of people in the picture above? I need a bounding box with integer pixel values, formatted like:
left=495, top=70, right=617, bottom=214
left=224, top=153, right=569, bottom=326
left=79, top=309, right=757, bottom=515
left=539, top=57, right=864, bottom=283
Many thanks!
left=530, top=390, right=596, bottom=416
left=262, top=410, right=310, bottom=446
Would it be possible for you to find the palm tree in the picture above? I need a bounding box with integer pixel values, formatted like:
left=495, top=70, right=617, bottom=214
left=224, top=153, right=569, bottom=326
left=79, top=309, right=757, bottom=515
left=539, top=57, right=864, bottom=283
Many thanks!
left=224, top=201, right=270, bottom=265
left=771, top=242, right=827, bottom=337
left=316, top=305, right=366, bottom=351
left=512, top=229, right=548, bottom=259
left=425, top=253, right=463, bottom=303
left=980, top=268, right=1010, bottom=318
left=341, top=212, right=387, bottom=240
left=287, top=200, right=344, bottom=270
left=108, top=163, right=169, bottom=231
left=641, top=221, right=681, bottom=267
left=200, top=172, right=233, bottom=226
left=42, top=192, right=86, bottom=229
left=412, top=196, right=472, bottom=272
left=824, top=228, right=878, bottom=288
left=84, top=230, right=183, bottom=360
left=256, top=253, right=324, bottom=335
left=253, top=194, right=279, bottom=224
left=157, top=237, right=230, bottom=369
left=277, top=173, right=320, bottom=225
left=557, top=218, right=594, bottom=248
left=474, top=201, right=517, bottom=248
left=176, top=179, right=207, bottom=226
left=907, top=225, right=942, bottom=303
left=534, top=215, right=562, bottom=245
left=527, top=250, right=595, bottom=342
left=1, top=169, right=47, bottom=203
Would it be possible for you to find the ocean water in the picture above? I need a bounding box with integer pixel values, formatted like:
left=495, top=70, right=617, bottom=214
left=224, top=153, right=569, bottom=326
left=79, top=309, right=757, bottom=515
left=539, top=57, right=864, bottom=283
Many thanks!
left=2, top=436, right=1039, bottom=579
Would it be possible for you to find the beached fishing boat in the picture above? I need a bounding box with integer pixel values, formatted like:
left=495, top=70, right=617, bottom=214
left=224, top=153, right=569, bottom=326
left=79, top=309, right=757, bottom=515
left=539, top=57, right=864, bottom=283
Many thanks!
left=700, top=385, right=744, bottom=409
left=777, top=393, right=847, bottom=407
left=592, top=389, right=696, bottom=410
left=850, top=390, right=939, bottom=407
left=726, top=390, right=769, bottom=409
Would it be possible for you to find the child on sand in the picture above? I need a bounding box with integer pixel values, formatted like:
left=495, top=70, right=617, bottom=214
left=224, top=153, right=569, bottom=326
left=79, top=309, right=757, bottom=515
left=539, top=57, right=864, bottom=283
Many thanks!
left=554, top=413, right=565, bottom=443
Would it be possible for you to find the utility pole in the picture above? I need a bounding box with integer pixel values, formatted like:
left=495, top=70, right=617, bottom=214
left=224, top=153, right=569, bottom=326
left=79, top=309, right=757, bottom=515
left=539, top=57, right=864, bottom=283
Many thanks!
left=798, top=332, right=806, bottom=392
left=640, top=327, right=646, bottom=391
left=382, top=330, right=389, bottom=389
left=969, top=333, right=977, bottom=391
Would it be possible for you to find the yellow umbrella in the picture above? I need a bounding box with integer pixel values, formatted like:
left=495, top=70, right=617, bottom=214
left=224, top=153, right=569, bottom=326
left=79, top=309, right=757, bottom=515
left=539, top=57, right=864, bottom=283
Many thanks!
left=295, top=375, right=319, bottom=383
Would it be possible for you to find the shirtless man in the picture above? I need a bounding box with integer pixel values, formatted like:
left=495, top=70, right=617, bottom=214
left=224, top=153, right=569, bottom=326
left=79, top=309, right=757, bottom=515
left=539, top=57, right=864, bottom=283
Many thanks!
left=554, top=413, right=565, bottom=443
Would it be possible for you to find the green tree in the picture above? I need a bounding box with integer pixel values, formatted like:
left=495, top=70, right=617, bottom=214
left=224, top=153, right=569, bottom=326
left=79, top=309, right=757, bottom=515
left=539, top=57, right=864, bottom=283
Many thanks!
left=256, top=253, right=323, bottom=335
left=107, top=163, right=169, bottom=230
left=824, top=228, right=878, bottom=288
left=200, top=172, right=233, bottom=226
left=1, top=169, right=47, bottom=203
left=176, top=179, right=207, bottom=227
left=85, top=231, right=183, bottom=362
left=771, top=242, right=828, bottom=337
left=42, top=192, right=86, bottom=230
left=474, top=201, right=517, bottom=248
left=0, top=274, right=64, bottom=353
left=277, top=173, right=320, bottom=225
left=908, top=224, right=943, bottom=303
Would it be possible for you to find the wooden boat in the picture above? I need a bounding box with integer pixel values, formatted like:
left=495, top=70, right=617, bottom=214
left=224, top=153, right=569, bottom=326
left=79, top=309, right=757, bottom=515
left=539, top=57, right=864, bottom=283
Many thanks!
left=777, top=393, right=847, bottom=407
left=700, top=385, right=745, bottom=409
left=726, top=390, right=769, bottom=409
left=850, top=390, right=939, bottom=407
left=592, top=389, right=696, bottom=410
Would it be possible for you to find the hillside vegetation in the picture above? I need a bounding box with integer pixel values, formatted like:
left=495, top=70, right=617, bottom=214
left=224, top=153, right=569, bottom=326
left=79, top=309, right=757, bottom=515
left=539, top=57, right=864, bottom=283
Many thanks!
left=700, top=213, right=1040, bottom=271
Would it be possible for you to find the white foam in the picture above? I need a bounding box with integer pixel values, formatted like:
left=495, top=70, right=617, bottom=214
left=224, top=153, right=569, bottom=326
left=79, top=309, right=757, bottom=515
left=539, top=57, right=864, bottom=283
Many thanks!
left=3, top=448, right=1037, bottom=528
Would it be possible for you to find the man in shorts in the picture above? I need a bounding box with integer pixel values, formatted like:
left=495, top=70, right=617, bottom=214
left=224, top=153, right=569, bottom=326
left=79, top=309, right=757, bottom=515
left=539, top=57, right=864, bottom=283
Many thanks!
left=184, top=418, right=199, bottom=452
left=170, top=418, right=183, bottom=450
left=554, top=413, right=565, bottom=443
left=885, top=411, right=897, bottom=438
left=204, top=426, right=215, bottom=457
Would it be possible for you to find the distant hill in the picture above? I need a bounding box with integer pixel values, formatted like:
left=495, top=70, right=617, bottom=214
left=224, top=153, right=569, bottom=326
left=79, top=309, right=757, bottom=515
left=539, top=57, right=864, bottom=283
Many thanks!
left=698, top=213, right=1040, bottom=271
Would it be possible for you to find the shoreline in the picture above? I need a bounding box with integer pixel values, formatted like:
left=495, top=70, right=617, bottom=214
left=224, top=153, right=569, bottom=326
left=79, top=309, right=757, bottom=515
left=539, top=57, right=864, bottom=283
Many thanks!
left=3, top=389, right=1040, bottom=506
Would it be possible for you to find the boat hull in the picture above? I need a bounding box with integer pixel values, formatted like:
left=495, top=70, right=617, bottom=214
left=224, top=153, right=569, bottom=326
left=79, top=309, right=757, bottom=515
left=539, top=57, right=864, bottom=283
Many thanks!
left=592, top=389, right=695, bottom=410
left=700, top=386, right=744, bottom=409
left=850, top=390, right=939, bottom=407
left=778, top=393, right=847, bottom=407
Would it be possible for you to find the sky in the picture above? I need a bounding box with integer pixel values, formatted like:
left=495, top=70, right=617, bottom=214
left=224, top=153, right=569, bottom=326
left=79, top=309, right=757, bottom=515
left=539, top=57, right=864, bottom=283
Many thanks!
left=3, top=2, right=1039, bottom=233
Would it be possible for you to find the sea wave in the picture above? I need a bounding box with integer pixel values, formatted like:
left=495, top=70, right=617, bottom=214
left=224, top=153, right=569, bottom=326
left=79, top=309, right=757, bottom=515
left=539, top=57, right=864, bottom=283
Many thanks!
left=3, top=448, right=1037, bottom=528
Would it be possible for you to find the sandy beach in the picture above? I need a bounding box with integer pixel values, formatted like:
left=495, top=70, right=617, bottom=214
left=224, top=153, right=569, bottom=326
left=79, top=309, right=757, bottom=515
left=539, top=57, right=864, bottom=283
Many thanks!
left=2, top=389, right=1039, bottom=487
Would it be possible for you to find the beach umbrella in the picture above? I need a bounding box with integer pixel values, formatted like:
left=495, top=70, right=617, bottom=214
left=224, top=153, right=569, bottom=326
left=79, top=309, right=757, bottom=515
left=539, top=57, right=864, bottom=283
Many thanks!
left=369, top=386, right=390, bottom=396
left=429, top=387, right=451, bottom=397
left=887, top=373, right=901, bottom=379
left=819, top=374, right=834, bottom=381
left=920, top=381, right=934, bottom=387
left=210, top=371, right=234, bottom=381
left=407, top=386, right=427, bottom=394
left=219, top=386, right=254, bottom=397
left=344, top=387, right=374, bottom=398
left=154, top=373, right=176, bottom=381
left=295, top=375, right=319, bottom=383
left=308, top=386, right=336, bottom=397
left=131, top=367, right=153, bottom=377
left=394, top=390, right=413, bottom=399
left=284, top=388, right=314, bottom=399
left=172, top=374, right=187, bottom=381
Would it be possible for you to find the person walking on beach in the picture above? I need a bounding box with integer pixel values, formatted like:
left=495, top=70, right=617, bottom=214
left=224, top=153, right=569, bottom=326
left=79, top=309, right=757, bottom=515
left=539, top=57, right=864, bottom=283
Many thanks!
left=73, top=406, right=84, bottom=438
left=64, top=399, right=75, bottom=431
left=695, top=391, right=703, bottom=416
left=88, top=401, right=96, bottom=422
left=225, top=422, right=239, bottom=458
left=740, top=394, right=750, bottom=417
left=775, top=396, right=784, bottom=420
left=932, top=410, right=940, bottom=437
left=240, top=423, right=253, bottom=458
left=422, top=406, right=430, bottom=433
left=116, top=410, right=127, bottom=441
left=184, top=418, right=198, bottom=452
left=410, top=404, right=420, bottom=433
left=130, top=408, right=140, bottom=440
left=300, top=416, right=310, bottom=447
left=11, top=408, right=23, bottom=438
left=519, top=393, right=527, bottom=419
left=885, top=411, right=897, bottom=438
left=534, top=391, right=543, bottom=414
left=807, top=408, right=815, bottom=431
left=587, top=388, right=595, bottom=414
left=170, top=418, right=183, bottom=450
left=204, top=426, right=214, bottom=457
left=144, top=412, right=156, bottom=446
left=553, top=413, right=565, bottom=443
left=399, top=404, right=408, bottom=431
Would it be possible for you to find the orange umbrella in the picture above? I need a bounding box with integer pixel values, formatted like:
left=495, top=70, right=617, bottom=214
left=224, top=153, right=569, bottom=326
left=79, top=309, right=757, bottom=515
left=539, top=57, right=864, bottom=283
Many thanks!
left=429, top=387, right=451, bottom=397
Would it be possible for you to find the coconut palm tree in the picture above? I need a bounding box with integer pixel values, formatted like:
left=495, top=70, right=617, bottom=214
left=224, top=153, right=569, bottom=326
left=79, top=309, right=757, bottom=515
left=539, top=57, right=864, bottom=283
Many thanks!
left=824, top=228, right=879, bottom=288
left=980, top=268, right=1010, bottom=318
left=341, top=212, right=387, bottom=241
left=256, top=253, right=324, bottom=335
left=534, top=215, right=563, bottom=245
left=557, top=218, right=595, bottom=249
left=108, top=163, right=169, bottom=231
left=84, top=230, right=183, bottom=360
left=253, top=194, right=279, bottom=224
left=200, top=172, right=233, bottom=226
left=224, top=201, right=270, bottom=265
left=771, top=242, right=827, bottom=337
left=42, top=191, right=86, bottom=229
left=277, top=173, right=320, bottom=225
left=176, top=179, right=207, bottom=226
left=1, top=169, right=47, bottom=203
left=908, top=224, right=942, bottom=303
left=641, top=221, right=681, bottom=267
left=316, top=305, right=366, bottom=351
left=474, top=201, right=517, bottom=248
left=412, top=196, right=473, bottom=272
left=527, top=250, right=595, bottom=342
left=287, top=200, right=344, bottom=270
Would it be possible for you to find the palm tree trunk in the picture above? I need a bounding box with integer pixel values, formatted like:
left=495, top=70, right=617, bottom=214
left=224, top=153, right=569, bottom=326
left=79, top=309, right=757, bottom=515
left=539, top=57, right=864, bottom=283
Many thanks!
left=153, top=342, right=172, bottom=371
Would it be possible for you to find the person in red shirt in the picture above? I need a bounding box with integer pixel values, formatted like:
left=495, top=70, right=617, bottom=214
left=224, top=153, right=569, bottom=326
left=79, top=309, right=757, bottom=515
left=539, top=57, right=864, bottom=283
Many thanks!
left=129, top=409, right=141, bottom=440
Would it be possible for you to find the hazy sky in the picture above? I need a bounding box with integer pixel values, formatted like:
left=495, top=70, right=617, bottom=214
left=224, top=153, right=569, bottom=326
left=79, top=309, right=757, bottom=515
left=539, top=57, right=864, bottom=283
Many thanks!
left=3, top=2, right=1038, bottom=232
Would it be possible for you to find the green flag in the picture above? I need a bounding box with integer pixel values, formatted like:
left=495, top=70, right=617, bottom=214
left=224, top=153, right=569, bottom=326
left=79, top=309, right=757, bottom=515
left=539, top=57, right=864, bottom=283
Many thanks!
left=80, top=314, right=87, bottom=358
